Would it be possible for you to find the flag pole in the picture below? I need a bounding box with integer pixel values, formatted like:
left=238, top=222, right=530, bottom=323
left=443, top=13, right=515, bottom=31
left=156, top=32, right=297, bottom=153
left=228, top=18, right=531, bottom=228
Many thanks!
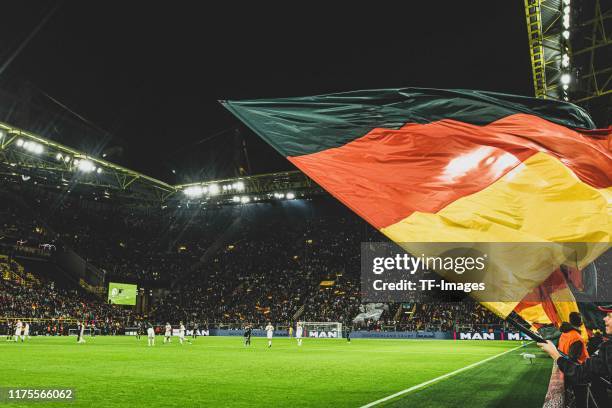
left=506, top=311, right=547, bottom=343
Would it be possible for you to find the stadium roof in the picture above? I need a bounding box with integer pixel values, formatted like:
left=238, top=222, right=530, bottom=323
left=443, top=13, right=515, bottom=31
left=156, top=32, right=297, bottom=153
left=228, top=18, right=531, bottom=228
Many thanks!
left=0, top=121, right=322, bottom=205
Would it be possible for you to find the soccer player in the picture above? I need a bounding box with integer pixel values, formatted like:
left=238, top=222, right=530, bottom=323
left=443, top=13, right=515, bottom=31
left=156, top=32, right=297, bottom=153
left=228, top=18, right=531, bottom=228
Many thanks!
left=265, top=321, right=274, bottom=348
left=345, top=324, right=352, bottom=343
left=179, top=321, right=186, bottom=345
left=5, top=320, right=12, bottom=341
left=136, top=321, right=142, bottom=340
left=192, top=322, right=198, bottom=340
left=295, top=322, right=303, bottom=346
left=243, top=324, right=252, bottom=346
left=23, top=322, right=30, bottom=341
left=14, top=320, right=22, bottom=342
left=147, top=324, right=155, bottom=347
left=77, top=321, right=86, bottom=344
left=164, top=322, right=172, bottom=343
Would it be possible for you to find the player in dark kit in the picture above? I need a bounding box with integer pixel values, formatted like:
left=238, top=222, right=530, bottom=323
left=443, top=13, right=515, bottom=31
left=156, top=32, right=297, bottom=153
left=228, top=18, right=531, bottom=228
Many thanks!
left=136, top=321, right=142, bottom=340
left=5, top=321, right=12, bottom=341
left=344, top=324, right=352, bottom=343
left=244, top=324, right=252, bottom=346
left=192, top=322, right=198, bottom=340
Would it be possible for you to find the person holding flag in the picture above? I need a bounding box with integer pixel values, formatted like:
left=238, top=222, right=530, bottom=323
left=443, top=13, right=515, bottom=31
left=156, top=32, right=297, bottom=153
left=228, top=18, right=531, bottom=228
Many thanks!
left=538, top=305, right=612, bottom=407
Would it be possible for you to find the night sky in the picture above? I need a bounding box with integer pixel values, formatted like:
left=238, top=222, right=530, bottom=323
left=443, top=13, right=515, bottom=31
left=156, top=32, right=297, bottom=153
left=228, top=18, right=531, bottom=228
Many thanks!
left=1, top=1, right=533, bottom=183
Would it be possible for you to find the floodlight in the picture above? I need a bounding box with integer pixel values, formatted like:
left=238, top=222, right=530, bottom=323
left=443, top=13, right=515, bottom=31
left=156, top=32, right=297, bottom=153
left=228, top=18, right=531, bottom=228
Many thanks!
left=184, top=186, right=204, bottom=198
left=286, top=192, right=295, bottom=199
left=560, top=73, right=571, bottom=85
left=562, top=54, right=570, bottom=67
left=77, top=160, right=95, bottom=173
left=208, top=184, right=220, bottom=195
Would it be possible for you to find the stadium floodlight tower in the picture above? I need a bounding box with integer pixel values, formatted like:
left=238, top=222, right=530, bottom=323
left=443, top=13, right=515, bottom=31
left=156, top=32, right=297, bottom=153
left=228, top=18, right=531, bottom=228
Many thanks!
left=299, top=321, right=343, bottom=339
left=525, top=0, right=611, bottom=125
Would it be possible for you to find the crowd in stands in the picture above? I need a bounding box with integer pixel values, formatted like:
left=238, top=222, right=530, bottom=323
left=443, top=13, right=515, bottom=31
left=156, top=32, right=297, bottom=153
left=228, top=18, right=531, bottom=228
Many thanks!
left=154, top=215, right=371, bottom=327
left=389, top=302, right=504, bottom=332
left=1, top=183, right=508, bottom=332
left=0, top=257, right=135, bottom=334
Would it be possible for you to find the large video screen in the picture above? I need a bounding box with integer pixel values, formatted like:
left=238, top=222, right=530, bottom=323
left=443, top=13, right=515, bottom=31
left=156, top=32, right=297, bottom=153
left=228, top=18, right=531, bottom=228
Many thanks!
left=107, top=282, right=137, bottom=305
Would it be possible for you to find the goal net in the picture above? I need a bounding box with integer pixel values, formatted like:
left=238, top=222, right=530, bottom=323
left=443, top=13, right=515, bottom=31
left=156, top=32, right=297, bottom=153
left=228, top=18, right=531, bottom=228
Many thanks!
left=300, top=322, right=342, bottom=339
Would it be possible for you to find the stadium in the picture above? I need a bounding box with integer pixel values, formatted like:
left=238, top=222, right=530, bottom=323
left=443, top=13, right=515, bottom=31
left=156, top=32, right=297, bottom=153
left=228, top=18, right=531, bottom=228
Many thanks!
left=0, top=2, right=611, bottom=408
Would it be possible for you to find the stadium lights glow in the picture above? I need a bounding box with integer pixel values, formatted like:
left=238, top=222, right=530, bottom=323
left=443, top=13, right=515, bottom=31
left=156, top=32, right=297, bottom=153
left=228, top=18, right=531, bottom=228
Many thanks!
left=22, top=140, right=44, bottom=155
left=563, top=15, right=570, bottom=29
left=96, top=167, right=103, bottom=174
left=563, top=84, right=569, bottom=90
left=56, top=153, right=63, bottom=161
left=184, top=186, right=205, bottom=198
left=0, top=130, right=5, bottom=139
left=234, top=181, right=245, bottom=191
left=64, top=155, right=71, bottom=163
left=16, top=139, right=24, bottom=147
left=562, top=54, right=570, bottom=68
left=240, top=196, right=250, bottom=204
left=274, top=192, right=285, bottom=199
left=286, top=192, right=295, bottom=199
left=232, top=196, right=240, bottom=202
left=562, top=30, right=570, bottom=39
left=77, top=159, right=96, bottom=173
left=560, top=73, right=571, bottom=85
left=208, top=184, right=220, bottom=195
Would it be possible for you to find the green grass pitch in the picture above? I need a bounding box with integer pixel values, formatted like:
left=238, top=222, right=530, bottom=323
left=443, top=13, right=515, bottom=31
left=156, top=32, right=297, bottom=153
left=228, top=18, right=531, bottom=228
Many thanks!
left=0, top=336, right=551, bottom=407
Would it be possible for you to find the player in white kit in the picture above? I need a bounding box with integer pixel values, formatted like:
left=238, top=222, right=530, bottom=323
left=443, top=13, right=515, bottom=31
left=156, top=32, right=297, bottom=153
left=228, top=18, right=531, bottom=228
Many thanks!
left=14, top=320, right=22, bottom=342
left=164, top=323, right=172, bottom=343
left=296, top=322, right=303, bottom=346
left=23, top=322, right=30, bottom=341
left=147, top=324, right=155, bottom=346
left=265, top=322, right=274, bottom=348
left=78, top=321, right=86, bottom=343
left=179, top=321, right=186, bottom=345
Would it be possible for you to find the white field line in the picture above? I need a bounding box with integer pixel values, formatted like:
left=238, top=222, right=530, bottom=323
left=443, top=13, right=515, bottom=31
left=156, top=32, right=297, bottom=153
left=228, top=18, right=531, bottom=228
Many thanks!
left=359, top=343, right=530, bottom=408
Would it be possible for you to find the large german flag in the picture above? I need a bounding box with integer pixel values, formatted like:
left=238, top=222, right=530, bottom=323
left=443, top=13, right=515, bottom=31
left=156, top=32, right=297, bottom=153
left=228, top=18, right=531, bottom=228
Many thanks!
left=222, top=88, right=611, bottom=320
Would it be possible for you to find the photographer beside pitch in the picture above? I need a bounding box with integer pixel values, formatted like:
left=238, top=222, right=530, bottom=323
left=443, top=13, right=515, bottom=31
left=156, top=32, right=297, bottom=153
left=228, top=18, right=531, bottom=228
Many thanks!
left=538, top=305, right=612, bottom=406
